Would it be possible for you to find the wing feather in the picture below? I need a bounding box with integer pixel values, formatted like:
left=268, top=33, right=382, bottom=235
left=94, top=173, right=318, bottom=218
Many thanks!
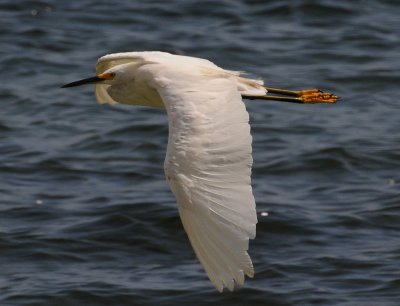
left=96, top=51, right=219, bottom=75
left=150, top=65, right=257, bottom=292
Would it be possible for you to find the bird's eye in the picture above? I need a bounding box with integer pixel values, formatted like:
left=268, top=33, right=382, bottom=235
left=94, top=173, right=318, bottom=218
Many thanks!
left=109, top=73, right=116, bottom=78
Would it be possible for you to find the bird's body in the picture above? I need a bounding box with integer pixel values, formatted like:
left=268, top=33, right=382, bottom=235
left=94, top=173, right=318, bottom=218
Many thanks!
left=94, top=51, right=267, bottom=107
left=62, top=51, right=338, bottom=292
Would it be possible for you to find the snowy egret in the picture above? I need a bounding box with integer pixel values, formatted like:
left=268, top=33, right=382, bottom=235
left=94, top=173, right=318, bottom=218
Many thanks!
left=62, top=51, right=337, bottom=292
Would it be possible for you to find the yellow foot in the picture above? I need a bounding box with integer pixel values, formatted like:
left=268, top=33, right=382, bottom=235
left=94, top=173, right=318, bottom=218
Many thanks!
left=298, top=89, right=339, bottom=104
left=263, top=87, right=339, bottom=104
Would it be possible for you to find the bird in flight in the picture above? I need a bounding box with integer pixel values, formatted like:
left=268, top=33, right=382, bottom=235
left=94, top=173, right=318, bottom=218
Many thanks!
left=62, top=51, right=337, bottom=292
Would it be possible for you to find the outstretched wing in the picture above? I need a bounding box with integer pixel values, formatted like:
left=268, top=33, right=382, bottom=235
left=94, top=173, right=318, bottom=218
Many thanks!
left=154, top=67, right=257, bottom=292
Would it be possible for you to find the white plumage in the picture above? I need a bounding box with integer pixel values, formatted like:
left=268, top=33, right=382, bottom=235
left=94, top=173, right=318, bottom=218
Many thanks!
left=63, top=51, right=267, bottom=292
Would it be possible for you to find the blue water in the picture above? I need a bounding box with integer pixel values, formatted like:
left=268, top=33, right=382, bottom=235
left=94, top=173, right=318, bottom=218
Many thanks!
left=1, top=1, right=399, bottom=305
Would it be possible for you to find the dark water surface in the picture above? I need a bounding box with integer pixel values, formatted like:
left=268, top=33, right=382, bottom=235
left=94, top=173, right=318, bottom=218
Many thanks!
left=1, top=1, right=399, bottom=305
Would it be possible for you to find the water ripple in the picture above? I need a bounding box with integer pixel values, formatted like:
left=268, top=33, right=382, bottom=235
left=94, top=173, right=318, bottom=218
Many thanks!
left=1, top=0, right=400, bottom=305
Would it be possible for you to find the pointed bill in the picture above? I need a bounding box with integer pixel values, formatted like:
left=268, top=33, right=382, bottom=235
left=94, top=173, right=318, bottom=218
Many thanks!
left=61, top=76, right=106, bottom=88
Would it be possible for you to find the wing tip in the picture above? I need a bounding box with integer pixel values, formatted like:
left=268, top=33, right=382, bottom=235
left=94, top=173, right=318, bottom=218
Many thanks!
left=211, top=269, right=253, bottom=292
left=209, top=255, right=255, bottom=292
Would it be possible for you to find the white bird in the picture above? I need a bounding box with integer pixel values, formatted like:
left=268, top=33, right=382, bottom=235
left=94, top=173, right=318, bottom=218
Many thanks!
left=62, top=51, right=337, bottom=292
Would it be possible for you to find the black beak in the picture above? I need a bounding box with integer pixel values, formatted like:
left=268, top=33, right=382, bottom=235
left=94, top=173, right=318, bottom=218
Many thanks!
left=61, top=76, right=106, bottom=88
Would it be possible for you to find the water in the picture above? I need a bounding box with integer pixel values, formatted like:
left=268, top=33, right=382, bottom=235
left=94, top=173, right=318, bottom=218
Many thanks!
left=1, top=1, right=399, bottom=305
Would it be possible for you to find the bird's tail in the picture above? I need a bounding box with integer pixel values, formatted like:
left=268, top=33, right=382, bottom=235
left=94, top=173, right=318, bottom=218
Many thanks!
left=236, top=76, right=267, bottom=97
